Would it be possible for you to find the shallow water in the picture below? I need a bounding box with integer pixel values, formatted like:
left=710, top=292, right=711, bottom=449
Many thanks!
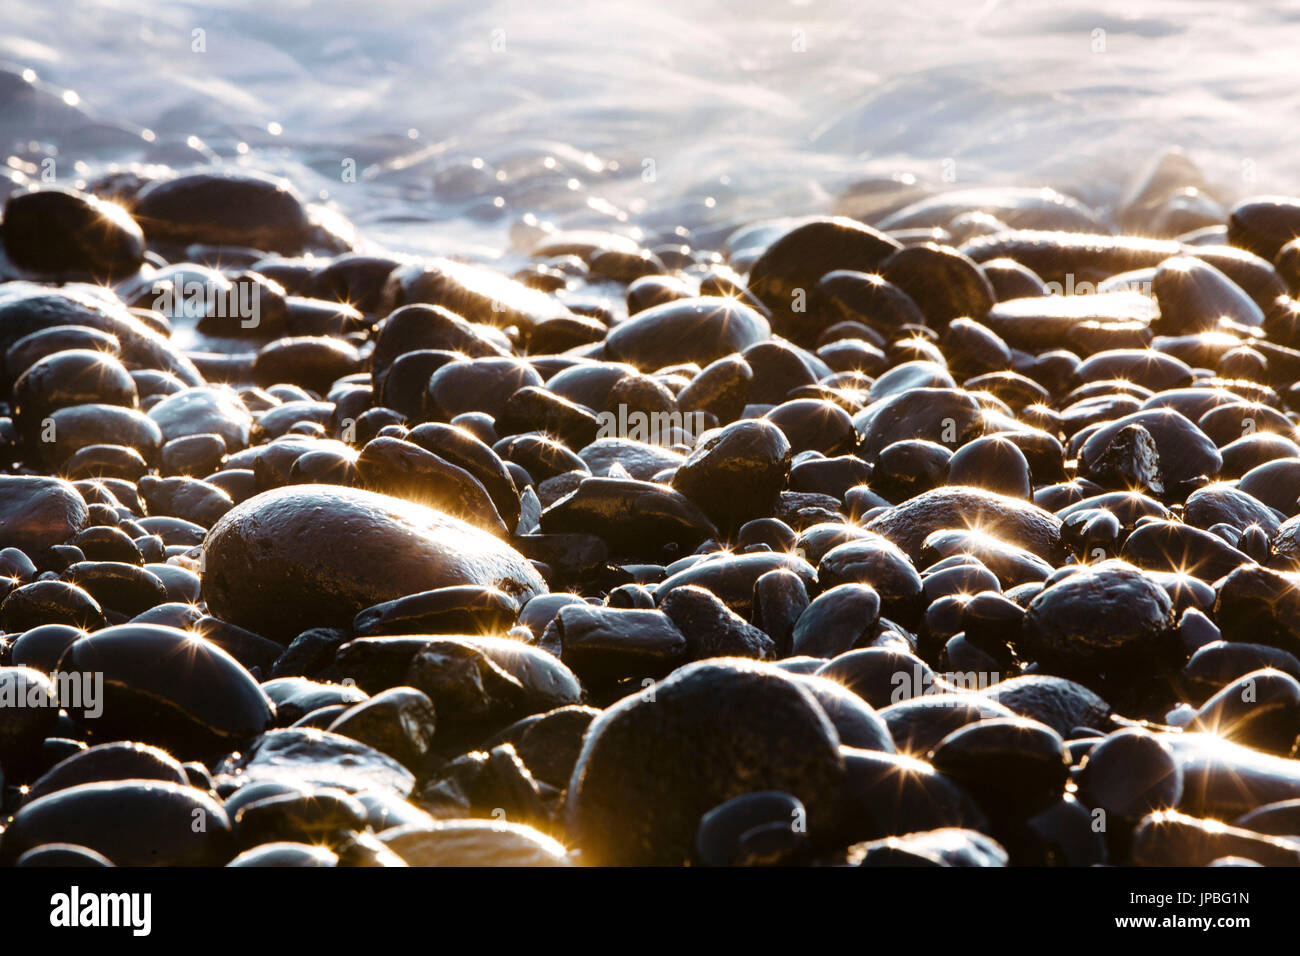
left=5, top=0, right=1300, bottom=259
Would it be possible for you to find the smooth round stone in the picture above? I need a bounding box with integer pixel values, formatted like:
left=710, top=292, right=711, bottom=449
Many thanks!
left=36, top=403, right=161, bottom=470
left=353, top=585, right=518, bottom=638
left=928, top=717, right=1070, bottom=817
left=406, top=422, right=521, bottom=529
left=10, top=623, right=84, bottom=672
left=356, top=436, right=507, bottom=534
left=790, top=673, right=895, bottom=752
left=879, top=187, right=1103, bottom=233
left=1076, top=348, right=1193, bottom=392
left=839, top=748, right=989, bottom=844
left=747, top=218, right=902, bottom=344
left=262, top=677, right=368, bottom=725
left=1152, top=256, right=1264, bottom=334
left=980, top=290, right=1157, bottom=351
left=818, top=538, right=924, bottom=622
left=1131, top=808, right=1300, bottom=866
left=0, top=580, right=105, bottom=632
left=879, top=694, right=1017, bottom=757
left=59, top=624, right=273, bottom=756
left=0, top=666, right=59, bottom=772
left=817, top=647, right=935, bottom=709
left=946, top=436, right=1032, bottom=499
left=148, top=387, right=252, bottom=450
left=1193, top=668, right=1300, bottom=755
left=227, top=842, right=338, bottom=867
left=427, top=357, right=543, bottom=420
left=695, top=791, right=809, bottom=866
left=540, top=477, right=717, bottom=555
left=817, top=270, right=925, bottom=336
left=252, top=336, right=361, bottom=394
left=980, top=675, right=1111, bottom=737
left=1238, top=458, right=1300, bottom=515
left=0, top=780, right=233, bottom=866
left=864, top=486, right=1063, bottom=565
left=7, top=326, right=122, bottom=387
left=565, top=660, right=846, bottom=865
left=605, top=297, right=770, bottom=370
left=161, top=433, right=227, bottom=476
left=920, top=528, right=1052, bottom=588
left=1185, top=641, right=1300, bottom=693
left=133, top=169, right=311, bottom=252
left=764, top=399, right=857, bottom=456
left=655, top=551, right=816, bottom=618
left=1022, top=561, right=1177, bottom=675
left=0, top=287, right=202, bottom=387
left=60, top=561, right=167, bottom=617
left=1213, top=565, right=1300, bottom=655
left=791, top=584, right=881, bottom=658
left=1228, top=196, right=1300, bottom=261
left=1219, top=433, right=1300, bottom=479
left=1184, top=483, right=1283, bottom=536
left=1235, top=799, right=1300, bottom=837
left=1119, top=519, right=1252, bottom=583
left=869, top=439, right=951, bottom=500
left=24, top=741, right=188, bottom=804
left=853, top=388, right=984, bottom=461
left=381, top=820, right=569, bottom=866
left=671, top=420, right=790, bottom=530
left=879, top=242, right=995, bottom=328
left=2, top=188, right=144, bottom=281
left=233, top=788, right=367, bottom=847
left=201, top=485, right=545, bottom=642
left=868, top=361, right=955, bottom=402
left=0, top=475, right=88, bottom=553
left=13, top=350, right=137, bottom=432
left=963, top=230, right=1178, bottom=286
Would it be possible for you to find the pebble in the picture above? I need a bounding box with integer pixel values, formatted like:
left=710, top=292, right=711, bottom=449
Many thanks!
left=565, top=660, right=846, bottom=865
left=201, top=485, right=545, bottom=642
left=2, top=188, right=144, bottom=281
left=605, top=297, right=770, bottom=370
left=5, top=162, right=1300, bottom=868
left=59, top=623, right=274, bottom=756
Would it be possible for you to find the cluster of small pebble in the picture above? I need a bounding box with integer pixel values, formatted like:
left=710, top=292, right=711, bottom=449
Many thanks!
left=4, top=160, right=1300, bottom=867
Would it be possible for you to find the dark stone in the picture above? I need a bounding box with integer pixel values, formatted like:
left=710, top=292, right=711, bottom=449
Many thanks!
left=565, top=660, right=846, bottom=865
left=671, top=420, right=790, bottom=530
left=201, top=485, right=545, bottom=642
left=605, top=296, right=769, bottom=371
left=133, top=169, right=310, bottom=252
left=748, top=218, right=902, bottom=344
left=2, top=188, right=144, bottom=281
left=0, top=476, right=87, bottom=554
left=0, top=780, right=233, bottom=866
left=1021, top=561, right=1178, bottom=677
left=59, top=623, right=274, bottom=757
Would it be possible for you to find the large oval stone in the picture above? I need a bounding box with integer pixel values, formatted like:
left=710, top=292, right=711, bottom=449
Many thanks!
left=58, top=624, right=274, bottom=757
left=201, top=485, right=546, bottom=642
left=565, top=659, right=846, bottom=865
left=864, top=486, right=1063, bottom=564
left=0, top=475, right=88, bottom=553
left=604, top=297, right=770, bottom=371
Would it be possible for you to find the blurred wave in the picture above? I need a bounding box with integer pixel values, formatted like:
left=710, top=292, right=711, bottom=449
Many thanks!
left=3, top=0, right=1300, bottom=256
